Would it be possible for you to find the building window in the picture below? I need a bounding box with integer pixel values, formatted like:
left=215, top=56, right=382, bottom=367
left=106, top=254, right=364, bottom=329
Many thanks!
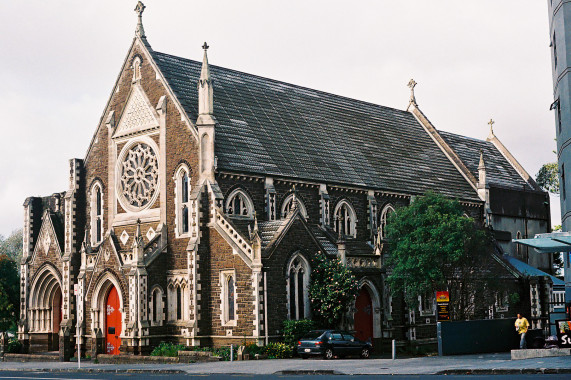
left=516, top=231, right=522, bottom=257
left=167, top=278, right=187, bottom=322
left=281, top=194, right=308, bottom=219
left=220, top=270, right=237, bottom=326
left=149, top=286, right=164, bottom=325
left=175, top=166, right=191, bottom=236
left=562, top=164, right=566, bottom=200
left=496, top=291, right=509, bottom=312
left=334, top=200, right=357, bottom=238
left=287, top=254, right=310, bottom=320
left=378, top=204, right=395, bottom=239
left=419, top=292, right=435, bottom=315
left=557, top=102, right=562, bottom=134
left=225, top=189, right=254, bottom=218
left=132, top=56, right=142, bottom=82
left=553, top=32, right=558, bottom=69
left=90, top=182, right=104, bottom=245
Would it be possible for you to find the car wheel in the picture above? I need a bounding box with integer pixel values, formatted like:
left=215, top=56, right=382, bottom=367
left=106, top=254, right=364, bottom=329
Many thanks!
left=324, top=348, right=334, bottom=360
left=360, top=347, right=371, bottom=359
left=301, top=354, right=309, bottom=359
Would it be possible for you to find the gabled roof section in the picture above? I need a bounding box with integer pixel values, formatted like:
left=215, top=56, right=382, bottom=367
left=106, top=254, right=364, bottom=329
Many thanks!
left=150, top=51, right=480, bottom=202
left=439, top=131, right=535, bottom=191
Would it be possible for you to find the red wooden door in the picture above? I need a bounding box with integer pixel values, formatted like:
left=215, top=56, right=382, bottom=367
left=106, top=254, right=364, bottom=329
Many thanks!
left=52, top=289, right=62, bottom=333
left=354, top=287, right=373, bottom=343
left=105, top=286, right=122, bottom=355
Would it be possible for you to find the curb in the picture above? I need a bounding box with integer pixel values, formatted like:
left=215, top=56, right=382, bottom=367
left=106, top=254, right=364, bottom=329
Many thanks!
left=274, top=370, right=344, bottom=375
left=438, top=368, right=571, bottom=375
left=1, top=368, right=187, bottom=374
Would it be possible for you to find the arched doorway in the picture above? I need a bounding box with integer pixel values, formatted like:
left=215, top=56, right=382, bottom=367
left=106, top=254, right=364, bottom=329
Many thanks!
left=105, top=286, right=122, bottom=355
left=354, top=287, right=374, bottom=343
left=29, top=265, right=63, bottom=352
left=52, top=289, right=62, bottom=334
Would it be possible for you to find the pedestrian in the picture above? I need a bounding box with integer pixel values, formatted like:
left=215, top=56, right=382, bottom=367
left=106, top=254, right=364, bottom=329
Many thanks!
left=514, top=313, right=529, bottom=349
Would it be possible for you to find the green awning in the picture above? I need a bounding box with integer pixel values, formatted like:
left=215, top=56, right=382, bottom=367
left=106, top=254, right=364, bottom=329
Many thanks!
left=513, top=233, right=571, bottom=253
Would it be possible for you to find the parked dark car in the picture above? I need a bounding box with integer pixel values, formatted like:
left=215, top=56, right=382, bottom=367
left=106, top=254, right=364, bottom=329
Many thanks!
left=296, top=330, right=372, bottom=359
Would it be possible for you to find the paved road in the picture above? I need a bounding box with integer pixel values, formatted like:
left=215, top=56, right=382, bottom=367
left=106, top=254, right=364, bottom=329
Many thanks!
left=0, top=372, right=569, bottom=379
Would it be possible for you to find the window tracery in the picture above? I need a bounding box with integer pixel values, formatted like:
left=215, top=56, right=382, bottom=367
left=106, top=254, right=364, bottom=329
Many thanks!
left=118, top=142, right=159, bottom=210
left=334, top=200, right=357, bottom=238
left=287, top=254, right=310, bottom=320
left=225, top=189, right=254, bottom=218
left=220, top=270, right=237, bottom=325
left=281, top=194, right=308, bottom=219
left=378, top=204, right=395, bottom=239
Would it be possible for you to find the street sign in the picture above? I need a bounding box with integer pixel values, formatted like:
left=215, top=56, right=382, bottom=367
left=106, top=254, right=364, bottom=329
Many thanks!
left=436, top=291, right=450, bottom=321
left=556, top=319, right=571, bottom=348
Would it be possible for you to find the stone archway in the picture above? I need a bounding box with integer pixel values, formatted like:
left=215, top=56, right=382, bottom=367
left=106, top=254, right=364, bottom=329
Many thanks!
left=353, top=279, right=381, bottom=345
left=28, top=264, right=62, bottom=351
left=91, top=272, right=124, bottom=355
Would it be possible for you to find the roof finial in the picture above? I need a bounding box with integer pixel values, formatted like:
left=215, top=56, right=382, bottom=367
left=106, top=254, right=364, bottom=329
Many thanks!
left=134, top=1, right=146, bottom=38
left=488, top=118, right=495, bottom=137
left=202, top=42, right=209, bottom=51
left=478, top=149, right=485, bottom=170
left=407, top=79, right=417, bottom=110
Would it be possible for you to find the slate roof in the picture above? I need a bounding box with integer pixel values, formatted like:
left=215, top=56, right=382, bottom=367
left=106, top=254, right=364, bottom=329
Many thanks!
left=151, top=51, right=480, bottom=202
left=438, top=131, right=531, bottom=191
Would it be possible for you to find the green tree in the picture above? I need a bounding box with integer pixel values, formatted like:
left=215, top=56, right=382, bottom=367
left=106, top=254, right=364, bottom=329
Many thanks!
left=0, top=255, right=19, bottom=331
left=385, top=192, right=499, bottom=320
left=309, top=252, right=359, bottom=327
left=0, top=229, right=23, bottom=263
left=536, top=162, right=559, bottom=195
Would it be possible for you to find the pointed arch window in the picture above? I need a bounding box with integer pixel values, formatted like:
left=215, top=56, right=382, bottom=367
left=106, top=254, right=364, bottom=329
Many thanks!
left=149, top=286, right=164, bottom=326
left=175, top=166, right=191, bottom=237
left=132, top=56, right=142, bottom=82
left=167, top=278, right=187, bottom=322
left=90, top=182, right=104, bottom=245
left=287, top=254, right=310, bottom=320
left=221, top=270, right=237, bottom=326
left=334, top=200, right=357, bottom=238
left=281, top=194, right=308, bottom=219
left=225, top=189, right=254, bottom=218
left=378, top=204, right=395, bottom=239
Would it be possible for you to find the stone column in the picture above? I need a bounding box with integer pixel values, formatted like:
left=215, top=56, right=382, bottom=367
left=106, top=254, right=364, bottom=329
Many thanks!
left=59, top=327, right=72, bottom=362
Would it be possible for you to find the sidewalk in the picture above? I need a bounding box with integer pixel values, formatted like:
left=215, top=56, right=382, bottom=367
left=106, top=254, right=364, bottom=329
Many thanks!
left=1, top=353, right=570, bottom=375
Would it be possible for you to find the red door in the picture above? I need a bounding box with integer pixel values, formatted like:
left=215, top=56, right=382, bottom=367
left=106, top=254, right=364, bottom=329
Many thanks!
left=105, top=286, right=122, bottom=355
left=52, top=289, right=62, bottom=333
left=354, top=287, right=373, bottom=343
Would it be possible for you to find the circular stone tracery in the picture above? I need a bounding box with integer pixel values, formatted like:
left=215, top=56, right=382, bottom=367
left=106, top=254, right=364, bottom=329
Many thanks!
left=119, top=142, right=158, bottom=209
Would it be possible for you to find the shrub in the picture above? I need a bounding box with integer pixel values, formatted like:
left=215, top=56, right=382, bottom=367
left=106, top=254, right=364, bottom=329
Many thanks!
left=182, top=345, right=231, bottom=361
left=6, top=337, right=22, bottom=353
left=243, top=342, right=262, bottom=357
left=283, top=319, right=316, bottom=346
left=262, top=342, right=292, bottom=359
left=150, top=342, right=186, bottom=357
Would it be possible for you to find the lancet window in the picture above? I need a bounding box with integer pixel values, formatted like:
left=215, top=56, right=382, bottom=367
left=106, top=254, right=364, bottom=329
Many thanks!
left=334, top=200, right=357, bottom=238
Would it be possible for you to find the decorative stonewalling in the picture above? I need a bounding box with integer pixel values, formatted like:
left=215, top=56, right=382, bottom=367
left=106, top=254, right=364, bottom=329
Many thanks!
left=120, top=230, right=130, bottom=245
left=114, top=86, right=159, bottom=137
left=119, top=142, right=159, bottom=210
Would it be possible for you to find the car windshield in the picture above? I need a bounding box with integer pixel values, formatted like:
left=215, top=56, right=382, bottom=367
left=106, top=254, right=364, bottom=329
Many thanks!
left=301, top=330, right=324, bottom=340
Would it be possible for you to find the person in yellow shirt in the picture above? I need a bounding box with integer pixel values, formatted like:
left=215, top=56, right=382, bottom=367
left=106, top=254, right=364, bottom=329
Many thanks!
left=515, top=313, right=529, bottom=349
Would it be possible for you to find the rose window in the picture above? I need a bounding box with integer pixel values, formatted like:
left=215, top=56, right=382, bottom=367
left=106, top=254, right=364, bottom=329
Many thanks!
left=119, top=142, right=159, bottom=209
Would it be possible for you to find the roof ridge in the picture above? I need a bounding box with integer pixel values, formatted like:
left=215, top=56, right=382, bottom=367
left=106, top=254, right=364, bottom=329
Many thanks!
left=152, top=50, right=411, bottom=116
left=438, top=129, right=491, bottom=144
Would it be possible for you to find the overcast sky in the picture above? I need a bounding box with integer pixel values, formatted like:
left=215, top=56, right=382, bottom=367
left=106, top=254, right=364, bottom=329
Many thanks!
left=0, top=0, right=561, bottom=237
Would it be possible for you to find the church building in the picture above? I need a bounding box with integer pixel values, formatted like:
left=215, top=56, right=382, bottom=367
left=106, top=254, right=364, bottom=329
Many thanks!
left=18, top=3, right=554, bottom=357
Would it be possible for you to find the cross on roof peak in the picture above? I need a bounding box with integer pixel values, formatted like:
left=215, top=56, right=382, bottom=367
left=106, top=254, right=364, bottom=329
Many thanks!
left=407, top=79, right=417, bottom=89
left=407, top=79, right=418, bottom=109
left=135, top=1, right=145, bottom=16
left=488, top=118, right=495, bottom=134
left=202, top=42, right=209, bottom=51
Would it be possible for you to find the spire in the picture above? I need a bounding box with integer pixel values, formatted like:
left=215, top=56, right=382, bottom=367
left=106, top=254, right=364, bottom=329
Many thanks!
left=478, top=149, right=487, bottom=188
left=198, top=42, right=214, bottom=118
left=134, top=1, right=146, bottom=38
left=487, top=118, right=495, bottom=139
left=407, top=78, right=417, bottom=110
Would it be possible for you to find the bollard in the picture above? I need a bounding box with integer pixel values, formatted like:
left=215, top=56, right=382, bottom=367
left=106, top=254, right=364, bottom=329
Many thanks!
left=230, top=344, right=233, bottom=362
left=392, top=339, right=396, bottom=360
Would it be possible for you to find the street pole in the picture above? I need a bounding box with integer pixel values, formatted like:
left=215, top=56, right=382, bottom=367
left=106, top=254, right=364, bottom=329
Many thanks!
left=392, top=339, right=396, bottom=360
